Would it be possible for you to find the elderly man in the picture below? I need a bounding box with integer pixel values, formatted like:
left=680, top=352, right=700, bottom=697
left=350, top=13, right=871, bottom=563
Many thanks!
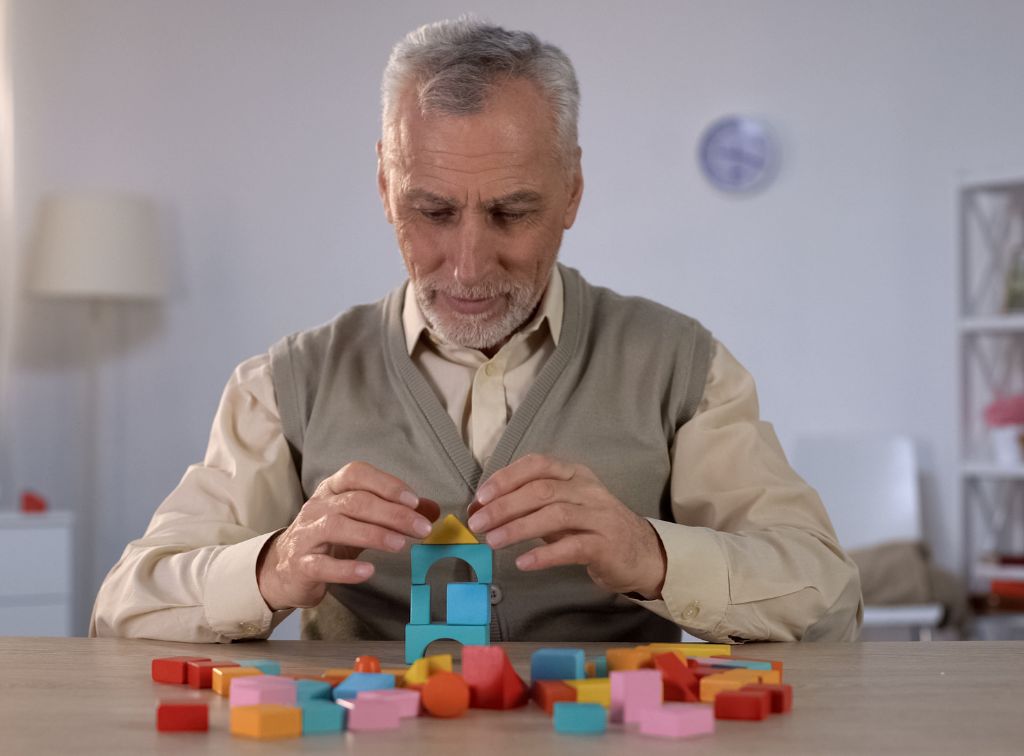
left=92, top=19, right=861, bottom=644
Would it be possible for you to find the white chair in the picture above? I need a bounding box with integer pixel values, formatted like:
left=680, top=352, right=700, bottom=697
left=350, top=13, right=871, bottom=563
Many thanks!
left=789, top=434, right=944, bottom=640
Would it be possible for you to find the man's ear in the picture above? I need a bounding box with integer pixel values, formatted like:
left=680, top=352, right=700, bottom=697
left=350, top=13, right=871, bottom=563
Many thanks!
left=377, top=140, right=394, bottom=224
left=563, top=146, right=584, bottom=230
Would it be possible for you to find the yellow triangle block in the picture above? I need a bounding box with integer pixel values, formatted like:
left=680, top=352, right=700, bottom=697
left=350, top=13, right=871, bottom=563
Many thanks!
left=423, top=514, right=479, bottom=544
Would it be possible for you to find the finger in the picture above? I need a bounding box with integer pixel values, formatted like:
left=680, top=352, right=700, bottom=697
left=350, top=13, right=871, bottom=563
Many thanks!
left=482, top=500, right=586, bottom=549
left=416, top=498, right=442, bottom=523
left=469, top=478, right=585, bottom=534
left=299, top=553, right=375, bottom=584
left=473, top=454, right=575, bottom=506
left=315, top=514, right=415, bottom=554
left=317, top=461, right=419, bottom=508
left=513, top=534, right=598, bottom=571
left=328, top=491, right=433, bottom=539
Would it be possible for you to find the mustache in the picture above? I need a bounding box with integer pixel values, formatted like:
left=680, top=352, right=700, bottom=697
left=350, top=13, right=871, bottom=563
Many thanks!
left=420, top=278, right=526, bottom=301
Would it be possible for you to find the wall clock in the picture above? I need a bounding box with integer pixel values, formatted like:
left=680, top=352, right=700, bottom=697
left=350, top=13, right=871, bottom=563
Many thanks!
left=698, top=116, right=779, bottom=193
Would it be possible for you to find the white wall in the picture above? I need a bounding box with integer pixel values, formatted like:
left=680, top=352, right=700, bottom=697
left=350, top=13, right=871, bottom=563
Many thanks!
left=5, top=0, right=1024, bottom=634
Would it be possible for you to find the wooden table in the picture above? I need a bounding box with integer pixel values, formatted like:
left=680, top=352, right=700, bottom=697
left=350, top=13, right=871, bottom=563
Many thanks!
left=0, top=638, right=1021, bottom=754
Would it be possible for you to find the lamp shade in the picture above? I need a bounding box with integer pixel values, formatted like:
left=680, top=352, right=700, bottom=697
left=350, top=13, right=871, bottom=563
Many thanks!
left=29, top=193, right=167, bottom=300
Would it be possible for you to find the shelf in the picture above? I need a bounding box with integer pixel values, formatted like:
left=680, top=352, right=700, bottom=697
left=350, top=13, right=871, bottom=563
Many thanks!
left=961, top=462, right=1024, bottom=479
left=973, top=561, right=1024, bottom=582
left=960, top=315, right=1024, bottom=332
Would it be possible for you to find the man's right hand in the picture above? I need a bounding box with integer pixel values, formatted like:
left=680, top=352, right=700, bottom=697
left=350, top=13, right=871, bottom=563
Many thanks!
left=256, top=461, right=438, bottom=611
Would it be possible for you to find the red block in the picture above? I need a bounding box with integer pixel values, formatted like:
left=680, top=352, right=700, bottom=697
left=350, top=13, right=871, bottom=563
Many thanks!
left=186, top=660, right=238, bottom=689
left=531, top=680, right=577, bottom=715
left=653, top=653, right=699, bottom=702
left=714, top=690, right=771, bottom=721
left=354, top=655, right=382, bottom=673
left=500, top=659, right=529, bottom=709
left=462, top=646, right=528, bottom=709
left=741, top=683, right=793, bottom=714
left=152, top=657, right=210, bottom=685
left=156, top=700, right=208, bottom=732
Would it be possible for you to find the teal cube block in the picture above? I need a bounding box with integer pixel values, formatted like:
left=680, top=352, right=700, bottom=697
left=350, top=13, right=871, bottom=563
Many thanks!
left=333, top=673, right=395, bottom=701
left=238, top=658, right=281, bottom=675
left=410, top=584, right=431, bottom=625
left=301, top=700, right=346, bottom=734
left=553, top=702, right=607, bottom=735
left=446, top=582, right=490, bottom=625
left=531, top=648, right=586, bottom=683
left=591, top=656, right=608, bottom=678
left=410, top=543, right=493, bottom=585
left=296, top=679, right=333, bottom=702
left=404, top=623, right=489, bottom=664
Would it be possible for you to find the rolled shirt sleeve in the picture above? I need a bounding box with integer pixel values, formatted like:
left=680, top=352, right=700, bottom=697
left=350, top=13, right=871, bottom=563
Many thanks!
left=630, top=341, right=863, bottom=642
left=90, top=355, right=301, bottom=642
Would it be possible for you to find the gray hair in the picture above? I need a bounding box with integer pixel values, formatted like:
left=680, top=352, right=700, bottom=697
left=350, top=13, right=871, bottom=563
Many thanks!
left=381, top=18, right=580, bottom=166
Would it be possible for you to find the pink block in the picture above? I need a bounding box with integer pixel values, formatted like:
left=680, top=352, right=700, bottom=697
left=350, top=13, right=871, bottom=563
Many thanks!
left=358, top=689, right=421, bottom=718
left=638, top=703, right=715, bottom=739
left=229, top=676, right=297, bottom=708
left=610, top=669, right=663, bottom=724
left=345, top=698, right=401, bottom=731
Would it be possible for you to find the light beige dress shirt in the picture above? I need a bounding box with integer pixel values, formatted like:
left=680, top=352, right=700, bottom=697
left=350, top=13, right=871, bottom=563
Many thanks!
left=91, top=268, right=861, bottom=643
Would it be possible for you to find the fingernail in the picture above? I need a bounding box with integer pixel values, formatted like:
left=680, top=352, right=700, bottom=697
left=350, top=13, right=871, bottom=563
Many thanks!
left=385, top=534, right=406, bottom=551
left=516, top=553, right=535, bottom=569
left=413, top=519, right=432, bottom=538
left=399, top=490, right=419, bottom=508
left=467, top=512, right=488, bottom=532
left=486, top=529, right=506, bottom=548
left=475, top=484, right=495, bottom=505
left=355, top=564, right=374, bottom=577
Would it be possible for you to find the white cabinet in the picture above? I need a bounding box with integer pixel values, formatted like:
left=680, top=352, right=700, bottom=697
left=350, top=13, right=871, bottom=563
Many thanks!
left=0, top=511, right=73, bottom=635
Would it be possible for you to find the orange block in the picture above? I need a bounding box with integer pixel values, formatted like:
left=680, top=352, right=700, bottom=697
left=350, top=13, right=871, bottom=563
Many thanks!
left=532, top=680, right=577, bottom=715
left=355, top=655, right=381, bottom=673
left=606, top=648, right=650, bottom=671
left=230, top=705, right=302, bottom=740
left=320, top=668, right=352, bottom=687
left=639, top=643, right=732, bottom=661
left=699, top=673, right=749, bottom=703
left=212, top=666, right=262, bottom=696
left=421, top=672, right=470, bottom=718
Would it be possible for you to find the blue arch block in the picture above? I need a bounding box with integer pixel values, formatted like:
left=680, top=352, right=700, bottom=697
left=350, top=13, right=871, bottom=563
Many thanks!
left=410, top=544, right=493, bottom=585
left=404, top=623, right=489, bottom=664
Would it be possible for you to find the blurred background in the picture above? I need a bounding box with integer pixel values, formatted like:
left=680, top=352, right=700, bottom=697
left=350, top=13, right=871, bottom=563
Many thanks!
left=2, top=0, right=1024, bottom=640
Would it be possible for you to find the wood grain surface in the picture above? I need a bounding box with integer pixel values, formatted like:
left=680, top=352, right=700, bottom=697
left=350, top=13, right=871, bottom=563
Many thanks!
left=0, top=638, right=1021, bottom=755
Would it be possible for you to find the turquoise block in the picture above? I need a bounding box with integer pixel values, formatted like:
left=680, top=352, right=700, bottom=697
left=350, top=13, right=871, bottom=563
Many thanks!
left=238, top=658, right=281, bottom=675
left=404, top=623, right=489, bottom=664
left=531, top=648, right=586, bottom=683
left=333, top=673, right=395, bottom=701
left=410, top=584, right=431, bottom=625
left=301, top=700, right=346, bottom=734
left=553, top=702, right=607, bottom=735
left=410, top=543, right=493, bottom=585
left=591, top=656, right=608, bottom=678
left=295, top=679, right=333, bottom=702
left=705, top=658, right=773, bottom=671
left=446, top=582, right=490, bottom=625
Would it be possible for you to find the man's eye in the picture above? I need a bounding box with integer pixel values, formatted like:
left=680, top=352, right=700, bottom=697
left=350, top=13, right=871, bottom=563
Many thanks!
left=420, top=209, right=454, bottom=222
left=493, top=210, right=527, bottom=224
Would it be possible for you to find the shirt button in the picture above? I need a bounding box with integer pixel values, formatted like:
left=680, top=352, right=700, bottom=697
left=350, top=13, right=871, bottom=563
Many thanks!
left=490, top=585, right=503, bottom=605
left=682, top=602, right=701, bottom=620
left=484, top=363, right=495, bottom=377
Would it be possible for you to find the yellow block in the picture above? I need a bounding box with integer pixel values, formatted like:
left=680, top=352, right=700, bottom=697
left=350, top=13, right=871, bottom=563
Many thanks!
left=423, top=514, right=479, bottom=544
left=230, top=705, right=302, bottom=740
left=565, top=678, right=611, bottom=707
left=606, top=648, right=650, bottom=671
left=403, top=654, right=453, bottom=685
left=212, top=666, right=262, bottom=696
left=699, top=673, right=748, bottom=703
left=638, top=643, right=732, bottom=659
left=717, top=668, right=780, bottom=685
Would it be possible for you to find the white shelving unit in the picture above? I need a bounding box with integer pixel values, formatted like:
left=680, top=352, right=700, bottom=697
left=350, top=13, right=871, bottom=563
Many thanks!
left=958, top=176, right=1024, bottom=604
left=0, top=511, right=73, bottom=635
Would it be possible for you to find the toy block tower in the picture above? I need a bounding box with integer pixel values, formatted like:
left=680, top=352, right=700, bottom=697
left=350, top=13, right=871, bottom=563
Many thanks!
left=405, top=515, right=493, bottom=664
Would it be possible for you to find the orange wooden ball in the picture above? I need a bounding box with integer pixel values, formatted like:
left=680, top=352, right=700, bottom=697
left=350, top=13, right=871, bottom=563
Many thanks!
left=354, top=655, right=382, bottom=674
left=421, top=672, right=470, bottom=718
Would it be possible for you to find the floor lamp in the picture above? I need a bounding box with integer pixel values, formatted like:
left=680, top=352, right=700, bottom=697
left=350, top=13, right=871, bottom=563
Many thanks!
left=28, top=192, right=167, bottom=633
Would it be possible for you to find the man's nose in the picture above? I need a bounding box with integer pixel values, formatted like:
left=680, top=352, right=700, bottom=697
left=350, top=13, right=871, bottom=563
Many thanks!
left=452, top=212, right=496, bottom=288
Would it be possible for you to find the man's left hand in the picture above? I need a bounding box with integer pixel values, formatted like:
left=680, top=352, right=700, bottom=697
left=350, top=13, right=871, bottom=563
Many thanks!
left=466, top=453, right=667, bottom=599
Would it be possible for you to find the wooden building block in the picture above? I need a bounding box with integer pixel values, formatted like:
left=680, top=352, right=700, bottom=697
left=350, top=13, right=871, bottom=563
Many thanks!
left=229, top=676, right=297, bottom=707
left=300, top=701, right=346, bottom=734
left=403, top=654, right=452, bottom=686
left=639, top=643, right=732, bottom=660
left=212, top=666, right=262, bottom=696
left=741, top=683, right=793, bottom=714
left=610, top=669, right=663, bottom=724
left=404, top=623, right=488, bottom=664
left=187, top=660, right=238, bottom=689
left=410, top=543, right=493, bottom=585
left=553, top=702, right=607, bottom=735
left=714, top=690, right=771, bottom=720
left=359, top=688, right=421, bottom=718
left=500, top=657, right=530, bottom=709
left=530, top=648, right=586, bottom=683
left=421, top=672, right=470, bottom=718
left=333, top=672, right=395, bottom=701
left=237, top=659, right=281, bottom=675
left=152, top=657, right=209, bottom=685
left=565, top=678, right=611, bottom=707
left=462, top=645, right=527, bottom=709
left=156, top=700, right=208, bottom=732
left=354, top=655, right=382, bottom=673
left=585, top=656, right=608, bottom=678
left=345, top=698, right=401, bottom=731
left=319, top=668, right=353, bottom=687
left=699, top=673, right=748, bottom=703
left=230, top=704, right=303, bottom=739
left=295, top=679, right=333, bottom=702
left=446, top=582, right=491, bottom=625
left=718, top=668, right=781, bottom=685
left=693, top=657, right=773, bottom=671
left=653, top=652, right=700, bottom=702
left=637, top=703, right=715, bottom=739
left=409, top=585, right=431, bottom=625
left=533, top=680, right=577, bottom=715
left=424, top=514, right=479, bottom=544
left=606, top=647, right=651, bottom=671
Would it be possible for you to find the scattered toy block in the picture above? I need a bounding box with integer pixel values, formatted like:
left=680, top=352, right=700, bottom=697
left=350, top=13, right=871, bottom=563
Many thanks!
left=295, top=679, right=333, bottom=702
left=610, top=669, right=662, bottom=724
left=344, top=697, right=402, bottom=731
left=446, top=582, right=491, bottom=625
left=714, top=689, right=771, bottom=721
left=230, top=676, right=297, bottom=707
left=333, top=672, right=395, bottom=700
left=699, top=673, right=748, bottom=703
left=533, top=680, right=578, bottom=715
left=553, top=702, right=607, bottom=735
left=421, top=672, right=470, bottom=718
left=530, top=648, right=585, bottom=683
left=500, top=657, right=530, bottom=709
left=653, top=653, right=699, bottom=702
left=238, top=659, right=281, bottom=675
left=187, top=660, right=239, bottom=689
left=565, top=678, right=610, bottom=707
left=741, top=683, right=793, bottom=714
left=410, top=585, right=431, bottom=625
left=300, top=700, right=346, bottom=734
left=230, top=704, right=303, bottom=739
left=462, top=645, right=527, bottom=709
left=637, top=703, right=715, bottom=739
left=213, top=666, right=263, bottom=696
left=156, top=700, right=208, bottom=732
left=638, top=643, right=731, bottom=660
left=717, top=668, right=780, bottom=685
left=152, top=657, right=209, bottom=685
left=403, top=654, right=452, bottom=685
left=584, top=656, right=608, bottom=678
left=354, top=655, right=382, bottom=674
left=695, top=657, right=773, bottom=671
left=424, top=514, right=479, bottom=544
left=359, top=688, right=421, bottom=718
left=320, top=668, right=353, bottom=687
left=410, top=543, right=493, bottom=585
left=404, top=623, right=488, bottom=664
